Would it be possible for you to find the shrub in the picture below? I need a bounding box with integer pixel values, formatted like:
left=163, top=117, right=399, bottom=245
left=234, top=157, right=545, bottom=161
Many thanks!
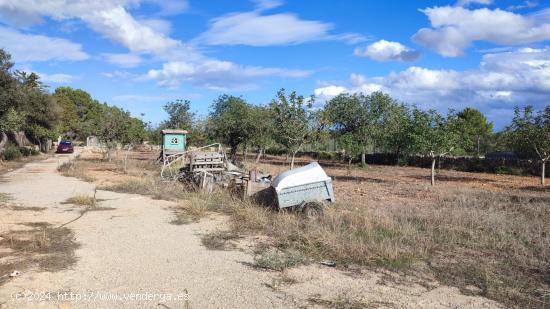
left=3, top=144, right=22, bottom=161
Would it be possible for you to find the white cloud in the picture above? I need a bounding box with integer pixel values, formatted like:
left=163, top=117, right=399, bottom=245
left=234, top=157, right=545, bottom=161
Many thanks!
left=455, top=0, right=493, bottom=7
left=0, top=26, right=88, bottom=62
left=196, top=1, right=365, bottom=46
left=507, top=1, right=538, bottom=11
left=137, top=17, right=172, bottom=35
left=0, top=0, right=181, bottom=57
left=38, top=72, right=78, bottom=83
left=102, top=53, right=143, bottom=68
left=314, top=47, right=550, bottom=115
left=354, top=40, right=420, bottom=62
left=0, top=0, right=313, bottom=90
left=412, top=6, right=550, bottom=57
left=102, top=70, right=137, bottom=80
left=144, top=60, right=312, bottom=90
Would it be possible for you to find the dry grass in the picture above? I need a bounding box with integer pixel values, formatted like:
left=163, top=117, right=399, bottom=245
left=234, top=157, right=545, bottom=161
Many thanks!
left=63, top=195, right=97, bottom=207
left=200, top=230, right=240, bottom=250
left=0, top=222, right=79, bottom=285
left=59, top=155, right=550, bottom=307
left=57, top=160, right=95, bottom=182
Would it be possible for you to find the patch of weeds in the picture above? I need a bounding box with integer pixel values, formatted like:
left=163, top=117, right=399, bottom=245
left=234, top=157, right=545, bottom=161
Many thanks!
left=62, top=195, right=97, bottom=207
left=201, top=230, right=240, bottom=250
left=307, top=293, right=376, bottom=309
left=253, top=248, right=307, bottom=271
left=264, top=271, right=297, bottom=291
left=9, top=206, right=47, bottom=211
left=377, top=256, right=414, bottom=272
left=0, top=192, right=11, bottom=204
left=0, top=222, right=79, bottom=285
left=170, top=214, right=192, bottom=225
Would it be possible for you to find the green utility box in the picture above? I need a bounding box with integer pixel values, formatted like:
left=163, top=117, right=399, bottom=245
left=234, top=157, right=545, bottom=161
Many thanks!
left=161, top=129, right=188, bottom=155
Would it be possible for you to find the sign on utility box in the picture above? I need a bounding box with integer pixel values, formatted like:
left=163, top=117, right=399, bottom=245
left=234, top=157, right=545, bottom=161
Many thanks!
left=161, top=129, right=188, bottom=155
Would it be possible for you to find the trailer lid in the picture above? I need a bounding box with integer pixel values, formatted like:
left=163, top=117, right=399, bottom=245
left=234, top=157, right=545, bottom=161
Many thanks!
left=272, top=162, right=331, bottom=192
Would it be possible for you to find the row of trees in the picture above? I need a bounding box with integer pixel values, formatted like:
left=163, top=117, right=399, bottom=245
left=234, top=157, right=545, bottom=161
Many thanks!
left=162, top=90, right=548, bottom=186
left=0, top=49, right=147, bottom=158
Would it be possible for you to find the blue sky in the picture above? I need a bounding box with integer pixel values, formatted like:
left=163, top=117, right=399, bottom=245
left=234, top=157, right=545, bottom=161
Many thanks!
left=1, top=0, right=549, bottom=129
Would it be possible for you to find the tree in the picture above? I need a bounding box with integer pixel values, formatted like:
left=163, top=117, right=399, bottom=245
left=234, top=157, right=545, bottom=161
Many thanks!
left=456, top=108, right=493, bottom=156
left=409, top=108, right=459, bottom=186
left=163, top=99, right=194, bottom=130
left=324, top=92, right=402, bottom=167
left=209, top=94, right=254, bottom=162
left=510, top=106, right=550, bottom=185
left=270, top=89, right=313, bottom=169
left=248, top=105, right=274, bottom=163
left=338, top=132, right=362, bottom=168
left=380, top=102, right=412, bottom=164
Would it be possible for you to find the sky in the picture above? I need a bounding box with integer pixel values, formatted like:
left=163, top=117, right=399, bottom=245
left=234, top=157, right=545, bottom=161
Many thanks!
left=0, top=0, right=549, bottom=129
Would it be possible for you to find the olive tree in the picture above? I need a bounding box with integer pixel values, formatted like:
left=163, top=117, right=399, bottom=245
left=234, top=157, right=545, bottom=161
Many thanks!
left=511, top=106, right=550, bottom=186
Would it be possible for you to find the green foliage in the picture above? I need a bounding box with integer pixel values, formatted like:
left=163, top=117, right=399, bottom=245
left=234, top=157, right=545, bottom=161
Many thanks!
left=209, top=94, right=254, bottom=159
left=270, top=89, right=312, bottom=158
left=0, top=108, right=25, bottom=132
left=248, top=105, right=274, bottom=153
left=409, top=108, right=459, bottom=158
left=2, top=144, right=22, bottom=160
left=510, top=106, right=550, bottom=162
left=456, top=108, right=493, bottom=156
left=52, top=87, right=146, bottom=145
left=163, top=99, right=194, bottom=130
left=324, top=92, right=410, bottom=164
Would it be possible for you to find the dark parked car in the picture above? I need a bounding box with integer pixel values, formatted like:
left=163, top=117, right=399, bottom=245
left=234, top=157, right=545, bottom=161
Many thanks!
left=56, top=141, right=74, bottom=154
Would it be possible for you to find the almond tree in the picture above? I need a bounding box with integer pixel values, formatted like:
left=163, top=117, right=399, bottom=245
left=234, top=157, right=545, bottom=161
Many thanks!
left=270, top=89, right=313, bottom=169
left=511, top=106, right=550, bottom=186
left=409, top=108, right=459, bottom=186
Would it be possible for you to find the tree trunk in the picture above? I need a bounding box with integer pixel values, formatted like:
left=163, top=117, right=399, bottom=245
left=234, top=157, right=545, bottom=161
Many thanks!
left=477, top=136, right=481, bottom=157
left=431, top=157, right=436, bottom=186
left=361, top=151, right=366, bottom=167
left=542, top=160, right=546, bottom=186
left=0, top=131, right=7, bottom=153
left=243, top=145, right=248, bottom=162
left=230, top=144, right=238, bottom=163
left=290, top=151, right=297, bottom=170
left=254, top=147, right=263, bottom=163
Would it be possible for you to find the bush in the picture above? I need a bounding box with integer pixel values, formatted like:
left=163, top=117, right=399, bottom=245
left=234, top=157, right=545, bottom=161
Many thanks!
left=19, top=147, right=39, bottom=157
left=2, top=144, right=22, bottom=161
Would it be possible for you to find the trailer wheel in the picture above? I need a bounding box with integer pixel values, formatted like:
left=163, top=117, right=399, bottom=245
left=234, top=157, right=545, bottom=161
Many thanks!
left=302, top=201, right=324, bottom=219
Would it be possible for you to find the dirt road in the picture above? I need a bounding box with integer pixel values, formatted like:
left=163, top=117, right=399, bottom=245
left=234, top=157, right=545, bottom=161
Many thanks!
left=0, top=154, right=291, bottom=308
left=0, top=154, right=502, bottom=308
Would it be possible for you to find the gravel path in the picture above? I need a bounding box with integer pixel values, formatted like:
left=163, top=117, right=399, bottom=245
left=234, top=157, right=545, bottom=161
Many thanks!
left=0, top=154, right=291, bottom=308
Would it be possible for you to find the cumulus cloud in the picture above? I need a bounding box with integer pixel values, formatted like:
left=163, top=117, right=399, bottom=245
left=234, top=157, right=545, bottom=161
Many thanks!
left=0, top=0, right=181, bottom=57
left=144, top=60, right=312, bottom=90
left=354, top=40, right=420, bottom=62
left=196, top=1, right=365, bottom=46
left=412, top=6, right=550, bottom=57
left=0, top=26, right=88, bottom=62
left=0, top=0, right=310, bottom=90
left=314, top=47, right=550, bottom=122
